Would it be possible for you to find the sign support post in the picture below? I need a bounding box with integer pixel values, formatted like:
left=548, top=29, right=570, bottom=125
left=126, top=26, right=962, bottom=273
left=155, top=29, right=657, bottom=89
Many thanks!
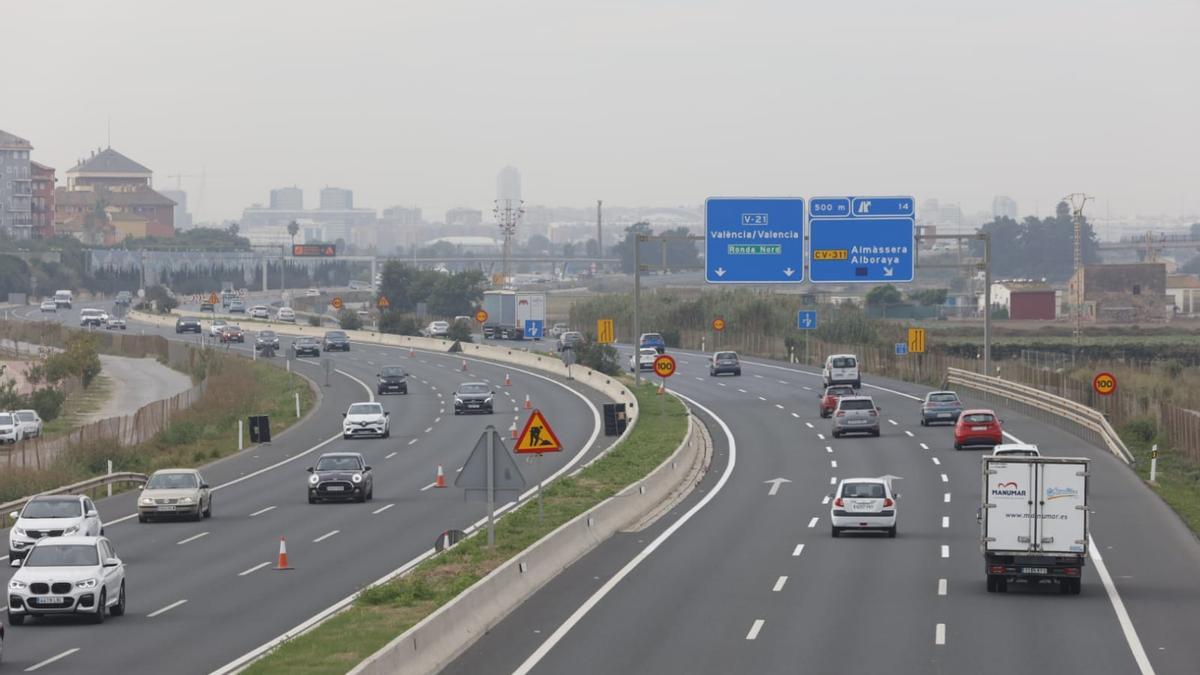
left=486, top=428, right=495, bottom=548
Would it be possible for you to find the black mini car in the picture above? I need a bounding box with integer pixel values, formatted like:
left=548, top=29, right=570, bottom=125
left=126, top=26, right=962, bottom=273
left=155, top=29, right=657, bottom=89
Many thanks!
left=377, top=366, right=408, bottom=395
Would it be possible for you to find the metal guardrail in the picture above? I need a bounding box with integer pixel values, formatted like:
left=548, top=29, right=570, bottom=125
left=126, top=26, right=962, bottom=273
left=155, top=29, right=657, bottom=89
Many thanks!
left=946, top=367, right=1134, bottom=465
left=0, top=472, right=149, bottom=525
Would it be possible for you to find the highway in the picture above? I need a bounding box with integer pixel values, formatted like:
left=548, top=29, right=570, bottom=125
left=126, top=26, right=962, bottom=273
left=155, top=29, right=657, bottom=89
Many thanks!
left=445, top=344, right=1200, bottom=675
left=0, top=303, right=618, bottom=674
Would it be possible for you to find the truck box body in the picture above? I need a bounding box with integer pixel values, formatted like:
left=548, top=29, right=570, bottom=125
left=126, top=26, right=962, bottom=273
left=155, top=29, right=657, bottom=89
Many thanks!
left=981, top=455, right=1089, bottom=592
left=482, top=290, right=545, bottom=340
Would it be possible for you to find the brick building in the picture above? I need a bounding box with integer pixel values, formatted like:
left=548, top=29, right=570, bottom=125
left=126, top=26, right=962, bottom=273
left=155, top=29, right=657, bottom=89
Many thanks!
left=30, top=161, right=56, bottom=238
left=1068, top=263, right=1168, bottom=322
left=54, top=147, right=175, bottom=243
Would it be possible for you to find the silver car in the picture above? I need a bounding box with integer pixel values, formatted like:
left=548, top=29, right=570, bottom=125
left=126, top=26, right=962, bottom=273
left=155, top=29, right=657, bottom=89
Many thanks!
left=831, top=395, right=881, bottom=438
left=137, top=469, right=212, bottom=522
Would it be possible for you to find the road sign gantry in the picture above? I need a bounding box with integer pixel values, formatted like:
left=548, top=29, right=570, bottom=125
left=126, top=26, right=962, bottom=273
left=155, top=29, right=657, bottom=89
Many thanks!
left=809, top=196, right=915, bottom=283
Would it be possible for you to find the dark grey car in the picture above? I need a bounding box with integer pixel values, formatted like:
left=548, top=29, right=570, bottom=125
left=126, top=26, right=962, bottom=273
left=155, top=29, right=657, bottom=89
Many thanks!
left=291, top=337, right=320, bottom=357
left=323, top=330, right=351, bottom=352
left=454, top=382, right=494, bottom=415
left=307, top=452, right=373, bottom=503
left=831, top=396, right=881, bottom=438
left=920, top=390, right=963, bottom=426
left=709, top=351, right=741, bottom=376
left=377, top=366, right=408, bottom=395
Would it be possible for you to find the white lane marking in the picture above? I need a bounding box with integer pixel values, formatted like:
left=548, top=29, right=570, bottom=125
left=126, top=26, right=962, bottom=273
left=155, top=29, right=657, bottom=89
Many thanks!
left=905, top=430, right=914, bottom=437
left=940, top=473, right=949, bottom=483
left=792, top=544, right=805, bottom=557
left=920, top=442, right=930, bottom=450
left=148, top=599, right=188, bottom=618
left=931, top=457, right=941, bottom=465
left=718, top=382, right=726, bottom=387
left=830, top=476, right=837, bottom=485
left=755, top=374, right=764, bottom=379
left=821, top=495, right=830, bottom=505
left=941, top=545, right=950, bottom=558
left=408, top=439, right=418, bottom=445
left=817, top=433, right=825, bottom=440
left=746, top=619, right=765, bottom=640
left=774, top=404, right=784, bottom=410
left=177, top=531, right=209, bottom=545
left=758, top=396, right=768, bottom=402
left=238, top=561, right=272, bottom=577
left=420, top=482, right=437, bottom=491
left=424, top=427, right=433, bottom=433
left=805, top=422, right=814, bottom=429
left=366, top=361, right=374, bottom=366
left=313, top=530, right=340, bottom=543
left=510, top=393, right=736, bottom=675
left=695, top=377, right=704, bottom=381
left=24, top=648, right=81, bottom=672
left=792, top=412, right=800, bottom=418
left=938, top=578, right=947, bottom=596
left=935, top=623, right=946, bottom=645
left=385, top=451, right=398, bottom=459
left=825, top=446, right=833, bottom=453
left=778, top=380, right=788, bottom=385
left=434, top=417, right=441, bottom=423
left=1090, top=533, right=1156, bottom=674
left=373, top=503, right=394, bottom=514
left=944, top=493, right=951, bottom=503
left=888, top=419, right=898, bottom=426
left=807, top=517, right=819, bottom=528
left=738, top=388, right=747, bottom=394
left=830, top=460, right=838, bottom=468
left=440, top=408, right=445, bottom=414
left=942, top=516, right=950, bottom=528
left=802, top=385, right=812, bottom=391
left=772, top=576, right=788, bottom=592
left=249, top=506, right=276, bottom=517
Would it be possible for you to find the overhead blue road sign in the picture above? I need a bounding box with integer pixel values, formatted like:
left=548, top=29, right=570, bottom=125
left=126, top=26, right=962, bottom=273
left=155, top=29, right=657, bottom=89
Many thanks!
left=524, top=319, right=543, bottom=339
left=796, top=310, right=818, bottom=330
left=809, top=196, right=915, bottom=283
left=895, top=342, right=908, bottom=356
left=705, top=198, right=805, bottom=283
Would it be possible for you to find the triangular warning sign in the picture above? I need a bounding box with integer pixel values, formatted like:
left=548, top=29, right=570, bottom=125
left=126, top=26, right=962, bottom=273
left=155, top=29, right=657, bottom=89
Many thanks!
left=515, top=409, right=563, bottom=454
left=325, top=245, right=335, bottom=256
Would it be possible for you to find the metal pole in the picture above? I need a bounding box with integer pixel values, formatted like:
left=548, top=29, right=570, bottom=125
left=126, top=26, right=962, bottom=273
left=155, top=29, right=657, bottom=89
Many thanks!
left=107, top=460, right=113, bottom=497
left=596, top=200, right=603, bottom=266
left=633, top=234, right=642, bottom=387
left=537, top=454, right=544, bottom=523
left=983, top=233, right=992, bottom=377
left=280, top=245, right=286, bottom=296
left=486, top=429, right=495, bottom=547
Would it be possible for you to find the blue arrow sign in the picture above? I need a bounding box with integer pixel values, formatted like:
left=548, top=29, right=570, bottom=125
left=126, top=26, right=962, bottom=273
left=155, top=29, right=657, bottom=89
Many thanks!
left=705, top=198, right=805, bottom=283
left=809, top=195, right=915, bottom=283
left=796, top=310, right=818, bottom=330
left=895, top=342, right=908, bottom=356
left=524, top=319, right=543, bottom=339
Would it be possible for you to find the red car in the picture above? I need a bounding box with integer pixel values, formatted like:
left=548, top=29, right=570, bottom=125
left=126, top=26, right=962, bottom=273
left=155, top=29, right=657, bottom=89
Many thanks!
left=819, top=385, right=857, bottom=418
left=954, top=409, right=1003, bottom=450
left=219, top=325, right=245, bottom=343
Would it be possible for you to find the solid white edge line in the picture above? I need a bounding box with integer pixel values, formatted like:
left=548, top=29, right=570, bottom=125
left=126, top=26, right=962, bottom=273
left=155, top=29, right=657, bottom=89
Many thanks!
left=147, top=598, right=188, bottom=618
left=238, top=561, right=272, bottom=577
left=1090, top=533, right=1156, bottom=674
left=176, top=531, right=209, bottom=545
left=24, top=647, right=81, bottom=672
left=746, top=619, right=765, bottom=640
left=510, top=392, right=736, bottom=675
left=420, top=482, right=437, bottom=491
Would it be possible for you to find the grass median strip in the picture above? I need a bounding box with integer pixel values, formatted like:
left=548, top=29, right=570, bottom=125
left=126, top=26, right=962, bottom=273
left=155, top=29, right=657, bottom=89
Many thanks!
left=245, top=381, right=687, bottom=675
left=1121, top=422, right=1200, bottom=536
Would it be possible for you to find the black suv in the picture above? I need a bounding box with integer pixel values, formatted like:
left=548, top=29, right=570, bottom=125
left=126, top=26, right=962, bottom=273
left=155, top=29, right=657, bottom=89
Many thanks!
left=453, top=382, right=494, bottom=415
left=307, top=452, right=373, bottom=503
left=175, top=317, right=202, bottom=334
left=377, top=366, right=408, bottom=395
left=255, top=330, right=280, bottom=352
left=323, top=330, right=350, bottom=352
left=291, top=337, right=321, bottom=357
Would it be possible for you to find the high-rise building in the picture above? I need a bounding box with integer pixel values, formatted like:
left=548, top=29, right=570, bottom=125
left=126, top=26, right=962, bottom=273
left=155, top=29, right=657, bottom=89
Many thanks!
left=992, top=195, right=1018, bottom=221
left=270, top=186, right=303, bottom=210
left=382, top=205, right=423, bottom=225
left=0, top=129, right=34, bottom=239
left=320, top=187, right=353, bottom=210
left=159, top=189, right=194, bottom=230
left=30, top=162, right=56, bottom=238
left=446, top=208, right=484, bottom=227
left=497, top=165, right=521, bottom=203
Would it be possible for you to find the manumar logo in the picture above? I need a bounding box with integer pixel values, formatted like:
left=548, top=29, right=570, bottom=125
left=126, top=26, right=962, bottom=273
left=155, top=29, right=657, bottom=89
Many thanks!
left=1046, top=486, right=1079, bottom=501
left=991, top=481, right=1027, bottom=498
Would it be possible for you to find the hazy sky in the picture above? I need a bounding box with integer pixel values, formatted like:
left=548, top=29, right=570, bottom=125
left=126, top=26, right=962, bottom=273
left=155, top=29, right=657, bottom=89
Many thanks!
left=4, top=0, right=1197, bottom=223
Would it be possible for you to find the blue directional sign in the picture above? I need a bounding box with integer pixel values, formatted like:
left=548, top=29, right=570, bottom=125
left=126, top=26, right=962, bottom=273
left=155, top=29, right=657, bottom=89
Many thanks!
left=705, top=198, right=805, bottom=283
left=895, top=342, right=908, bottom=356
left=796, top=310, right=818, bottom=330
left=524, top=320, right=543, bottom=339
left=809, top=196, right=915, bottom=283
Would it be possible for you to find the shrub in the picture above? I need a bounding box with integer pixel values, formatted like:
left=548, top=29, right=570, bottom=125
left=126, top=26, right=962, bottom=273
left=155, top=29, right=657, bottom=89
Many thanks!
left=447, top=321, right=473, bottom=342
left=307, top=314, right=322, bottom=327
left=1122, top=417, right=1158, bottom=444
left=337, top=308, right=362, bottom=331
left=576, top=341, right=621, bottom=375
left=379, top=311, right=420, bottom=336
left=29, top=387, right=66, bottom=422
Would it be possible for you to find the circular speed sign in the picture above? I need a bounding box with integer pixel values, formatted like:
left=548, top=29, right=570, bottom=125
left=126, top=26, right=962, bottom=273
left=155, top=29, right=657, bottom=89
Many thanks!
left=653, top=354, right=677, bottom=379
left=1093, top=372, right=1117, bottom=396
left=330, top=297, right=344, bottom=310
left=711, top=317, right=726, bottom=332
left=475, top=309, right=489, bottom=323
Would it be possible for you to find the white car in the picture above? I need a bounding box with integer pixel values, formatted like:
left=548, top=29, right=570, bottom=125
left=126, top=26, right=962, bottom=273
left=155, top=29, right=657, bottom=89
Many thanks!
left=249, top=305, right=270, bottom=319
left=629, top=347, right=658, bottom=372
left=13, top=410, right=42, bottom=439
left=104, top=317, right=127, bottom=330
left=8, top=495, right=104, bottom=562
left=276, top=307, right=296, bottom=322
left=342, top=402, right=390, bottom=439
left=992, top=443, right=1041, bottom=457
left=306, top=288, right=321, bottom=297
left=209, top=319, right=228, bottom=337
left=422, top=321, right=450, bottom=337
left=0, top=412, right=23, bottom=444
left=79, top=308, right=108, bottom=327
left=7, top=536, right=126, bottom=625
left=39, top=300, right=57, bottom=312
left=822, top=353, right=861, bottom=388
left=830, top=477, right=898, bottom=538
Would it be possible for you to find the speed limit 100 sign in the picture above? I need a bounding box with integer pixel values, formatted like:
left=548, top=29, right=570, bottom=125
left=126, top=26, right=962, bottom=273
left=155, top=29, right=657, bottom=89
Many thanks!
left=1093, top=372, right=1117, bottom=396
left=653, top=354, right=677, bottom=379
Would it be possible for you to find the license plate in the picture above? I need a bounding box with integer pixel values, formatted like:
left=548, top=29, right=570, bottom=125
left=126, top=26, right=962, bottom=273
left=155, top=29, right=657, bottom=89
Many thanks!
left=972, top=426, right=988, bottom=431
left=849, top=419, right=866, bottom=425
left=1021, top=567, right=1048, bottom=575
left=39, top=597, right=65, bottom=604
left=326, top=486, right=344, bottom=492
left=938, top=413, right=952, bottom=418
left=468, top=403, right=480, bottom=408
left=157, top=505, right=177, bottom=512
left=850, top=502, right=876, bottom=512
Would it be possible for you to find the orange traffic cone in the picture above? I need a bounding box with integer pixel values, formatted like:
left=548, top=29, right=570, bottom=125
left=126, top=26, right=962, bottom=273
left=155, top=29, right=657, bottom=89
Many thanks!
left=510, top=422, right=519, bottom=439
left=524, top=394, right=532, bottom=410
left=503, top=373, right=512, bottom=387
left=435, top=465, right=447, bottom=488
left=460, top=359, right=468, bottom=372
left=408, top=346, right=415, bottom=358
left=657, top=382, right=665, bottom=395
left=274, top=536, right=294, bottom=570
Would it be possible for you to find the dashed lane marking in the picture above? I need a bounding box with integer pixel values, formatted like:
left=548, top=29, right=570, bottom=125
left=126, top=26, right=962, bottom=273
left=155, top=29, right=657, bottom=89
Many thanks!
left=177, top=532, right=209, bottom=545
left=249, top=506, right=276, bottom=517
left=938, top=578, right=947, bottom=596
left=385, top=451, right=398, bottom=459
left=746, top=619, right=765, bottom=640
left=920, top=442, right=930, bottom=450
left=931, top=457, right=941, bottom=465
left=905, top=430, right=914, bottom=437
left=942, top=516, right=950, bottom=528
left=805, top=422, right=814, bottom=429
left=792, top=544, right=805, bottom=557
left=773, top=576, right=788, bottom=592
left=830, top=460, right=838, bottom=468
left=408, top=439, right=418, bottom=445
left=944, top=493, right=951, bottom=503
left=238, top=562, right=272, bottom=577
left=940, top=473, right=949, bottom=483
left=148, top=599, right=188, bottom=618
left=313, top=530, right=340, bottom=543
left=807, top=517, right=819, bottom=528
left=935, top=623, right=946, bottom=646
left=25, top=648, right=81, bottom=672
left=373, top=504, right=395, bottom=514
left=941, top=545, right=950, bottom=558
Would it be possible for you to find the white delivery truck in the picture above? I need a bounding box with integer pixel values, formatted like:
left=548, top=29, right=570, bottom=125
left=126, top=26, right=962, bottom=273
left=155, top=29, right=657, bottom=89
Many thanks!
left=481, top=290, right=546, bottom=340
left=980, top=455, right=1089, bottom=594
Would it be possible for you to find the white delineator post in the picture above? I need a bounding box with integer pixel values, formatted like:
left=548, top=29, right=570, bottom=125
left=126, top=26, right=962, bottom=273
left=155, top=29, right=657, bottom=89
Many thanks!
left=239, top=420, right=244, bottom=451
left=107, top=460, right=113, bottom=497
left=295, top=392, right=301, bottom=418
left=1150, top=444, right=1158, bottom=483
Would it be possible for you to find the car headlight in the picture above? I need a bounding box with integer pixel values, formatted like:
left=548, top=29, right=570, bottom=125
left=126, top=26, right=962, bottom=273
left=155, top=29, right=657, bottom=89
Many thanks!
left=9, top=579, right=26, bottom=590
left=140, top=497, right=154, bottom=505
left=179, top=496, right=194, bottom=505
left=352, top=473, right=363, bottom=483
left=63, top=525, right=79, bottom=535
left=75, top=579, right=99, bottom=589
left=484, top=396, right=493, bottom=404
left=13, top=527, right=27, bottom=537
left=309, top=474, right=320, bottom=485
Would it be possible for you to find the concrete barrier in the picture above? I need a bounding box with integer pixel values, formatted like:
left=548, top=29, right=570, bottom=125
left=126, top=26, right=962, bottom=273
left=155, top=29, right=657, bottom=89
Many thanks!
left=349, top=414, right=710, bottom=675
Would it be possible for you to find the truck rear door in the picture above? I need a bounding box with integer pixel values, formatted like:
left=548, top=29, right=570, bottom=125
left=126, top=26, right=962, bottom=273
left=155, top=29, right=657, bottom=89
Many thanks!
left=1036, top=461, right=1088, bottom=555
left=983, top=459, right=1036, bottom=552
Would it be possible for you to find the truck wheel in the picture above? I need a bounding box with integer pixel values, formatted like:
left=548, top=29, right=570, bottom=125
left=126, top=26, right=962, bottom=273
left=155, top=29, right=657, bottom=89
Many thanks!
left=997, top=578, right=1008, bottom=593
left=986, top=576, right=996, bottom=593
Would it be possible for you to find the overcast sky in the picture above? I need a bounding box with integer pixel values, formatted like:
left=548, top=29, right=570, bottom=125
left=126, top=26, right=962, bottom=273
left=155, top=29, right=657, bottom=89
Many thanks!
left=4, top=0, right=1197, bottom=224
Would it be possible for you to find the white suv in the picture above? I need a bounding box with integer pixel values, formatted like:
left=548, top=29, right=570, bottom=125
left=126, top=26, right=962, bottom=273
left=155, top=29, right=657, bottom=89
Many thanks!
left=342, top=402, right=390, bottom=439
left=0, top=412, right=22, bottom=444
left=8, top=496, right=104, bottom=562
left=830, top=477, right=898, bottom=538
left=822, top=354, right=861, bottom=388
left=13, top=410, right=42, bottom=439
left=7, top=536, right=126, bottom=625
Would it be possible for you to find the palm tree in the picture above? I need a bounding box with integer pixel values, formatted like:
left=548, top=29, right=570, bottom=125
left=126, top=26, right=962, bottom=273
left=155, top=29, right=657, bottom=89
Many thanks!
left=287, top=219, right=299, bottom=249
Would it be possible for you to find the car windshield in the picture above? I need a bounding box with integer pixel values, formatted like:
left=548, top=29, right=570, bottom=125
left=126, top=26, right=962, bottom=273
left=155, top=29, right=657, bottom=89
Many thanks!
left=842, top=482, right=886, bottom=499
left=22, top=499, right=82, bottom=518
left=297, top=337, right=317, bottom=344
left=832, top=357, right=857, bottom=368
left=0, top=414, right=12, bottom=425
left=997, top=449, right=1037, bottom=456
left=326, top=332, right=347, bottom=339
left=640, top=349, right=657, bottom=357
left=147, top=472, right=199, bottom=489
left=348, top=403, right=382, bottom=415
left=963, top=413, right=995, bottom=424
left=260, top=331, right=276, bottom=338
left=716, top=352, right=737, bottom=361
left=458, top=384, right=489, bottom=394
left=16, top=412, right=36, bottom=422
left=929, top=393, right=959, bottom=403
left=839, top=399, right=874, bottom=411
left=381, top=367, right=405, bottom=377
left=827, top=387, right=854, bottom=397
left=317, top=456, right=362, bottom=471
left=25, top=544, right=99, bottom=567
left=642, top=334, right=663, bottom=342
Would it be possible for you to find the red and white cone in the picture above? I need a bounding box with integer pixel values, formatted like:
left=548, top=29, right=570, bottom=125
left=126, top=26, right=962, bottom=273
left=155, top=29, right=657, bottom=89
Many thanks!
left=524, top=394, right=532, bottom=410
left=510, top=422, right=519, bottom=440
left=435, top=465, right=447, bottom=488
left=503, top=373, right=512, bottom=387
left=460, top=359, right=468, bottom=372
left=657, top=382, right=665, bottom=395
left=408, top=346, right=415, bottom=358
left=274, top=536, right=294, bottom=570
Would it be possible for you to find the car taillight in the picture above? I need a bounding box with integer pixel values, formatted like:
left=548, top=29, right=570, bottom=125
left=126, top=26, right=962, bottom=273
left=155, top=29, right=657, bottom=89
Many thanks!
left=988, top=565, right=1006, bottom=575
left=1063, top=567, right=1079, bottom=576
left=868, top=410, right=877, bottom=416
left=883, top=498, right=894, bottom=507
left=836, top=411, right=845, bottom=417
left=834, top=498, right=844, bottom=507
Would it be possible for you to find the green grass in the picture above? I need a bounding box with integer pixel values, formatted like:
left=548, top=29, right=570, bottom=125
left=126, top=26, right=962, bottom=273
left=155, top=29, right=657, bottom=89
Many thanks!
left=39, top=375, right=113, bottom=439
left=1121, top=426, right=1200, bottom=536
left=245, top=382, right=687, bottom=675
